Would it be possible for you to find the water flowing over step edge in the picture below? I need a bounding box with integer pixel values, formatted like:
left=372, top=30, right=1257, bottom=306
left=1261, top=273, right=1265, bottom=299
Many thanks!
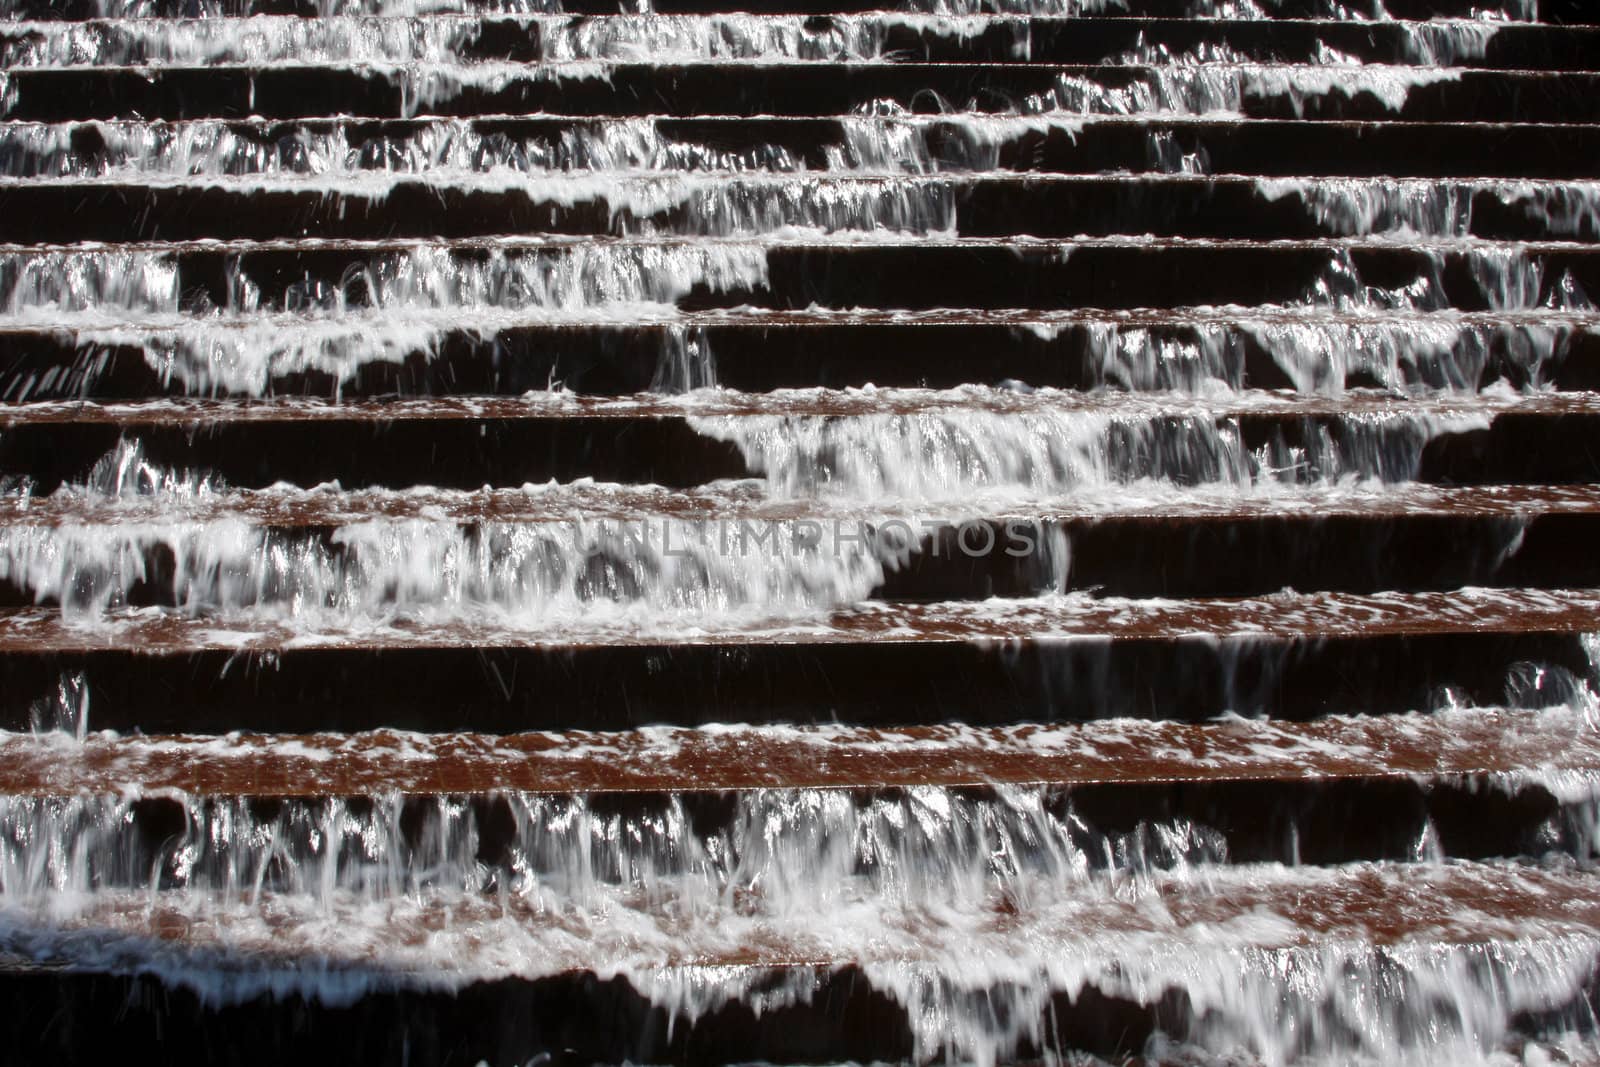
left=8, top=174, right=1600, bottom=246
left=0, top=391, right=1568, bottom=617
left=6, top=704, right=1600, bottom=794
left=3, top=385, right=1536, bottom=489
left=0, top=381, right=1562, bottom=476
left=8, top=410, right=1596, bottom=619
left=5, top=118, right=1598, bottom=193
left=2, top=238, right=1588, bottom=342
left=0, top=18, right=1546, bottom=70
left=3, top=62, right=1588, bottom=124
left=0, top=107, right=1593, bottom=184
left=4, top=863, right=1600, bottom=1066
left=6, top=485, right=1597, bottom=618
left=11, top=660, right=1600, bottom=885
left=4, top=233, right=1585, bottom=313
left=17, top=401, right=1590, bottom=608
left=9, top=309, right=1597, bottom=398
left=0, top=587, right=1594, bottom=649
left=0, top=13, right=1568, bottom=69
left=0, top=23, right=1541, bottom=88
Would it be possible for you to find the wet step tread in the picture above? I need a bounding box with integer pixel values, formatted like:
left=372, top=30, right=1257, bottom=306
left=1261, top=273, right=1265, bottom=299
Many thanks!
left=13, top=232, right=1594, bottom=249
left=11, top=862, right=1600, bottom=979
left=6, top=305, right=1593, bottom=340
left=1, top=586, right=1597, bottom=651
left=13, top=481, right=1600, bottom=527
left=7, top=233, right=1592, bottom=252
left=2, top=706, right=1596, bottom=795
left=7, top=385, right=1595, bottom=425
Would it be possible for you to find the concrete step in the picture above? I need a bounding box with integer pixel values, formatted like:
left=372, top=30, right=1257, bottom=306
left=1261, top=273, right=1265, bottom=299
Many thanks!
left=6, top=309, right=1596, bottom=398
left=5, top=173, right=1597, bottom=244
left=3, top=586, right=1593, bottom=650
left=1, top=625, right=1590, bottom=730
left=3, top=235, right=1591, bottom=316
left=4, top=707, right=1596, bottom=794
left=7, top=116, right=1594, bottom=193
left=6, top=388, right=1600, bottom=490
left=3, top=64, right=1594, bottom=123
left=0, top=862, right=1595, bottom=1064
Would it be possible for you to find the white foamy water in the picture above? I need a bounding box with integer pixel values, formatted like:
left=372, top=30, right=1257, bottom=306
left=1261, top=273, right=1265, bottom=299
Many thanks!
left=1176, top=0, right=1538, bottom=18
left=1079, top=236, right=1595, bottom=392
left=0, top=240, right=772, bottom=319
left=0, top=240, right=764, bottom=393
left=0, top=116, right=808, bottom=187
left=0, top=514, right=903, bottom=624
left=686, top=405, right=1486, bottom=501
left=1052, top=38, right=1471, bottom=119
left=1073, top=313, right=1596, bottom=394
left=0, top=782, right=1239, bottom=903
left=0, top=436, right=895, bottom=622
left=1259, top=178, right=1600, bottom=239
left=0, top=120, right=961, bottom=236
left=0, top=893, right=1593, bottom=1065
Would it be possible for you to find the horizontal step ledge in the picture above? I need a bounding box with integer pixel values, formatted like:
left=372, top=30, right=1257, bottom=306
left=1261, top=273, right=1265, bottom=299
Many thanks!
left=3, top=307, right=1595, bottom=341
left=6, top=384, right=1598, bottom=425
left=5, top=172, right=1595, bottom=191
left=4, top=115, right=1591, bottom=132
left=3, top=587, right=1598, bottom=651
left=4, top=234, right=1593, bottom=254
left=0, top=0, right=1587, bottom=18
left=8, top=863, right=1600, bottom=981
left=3, top=60, right=1573, bottom=76
left=11, top=481, right=1600, bottom=528
left=2, top=65, right=1586, bottom=124
left=4, top=13, right=1584, bottom=27
left=3, top=705, right=1596, bottom=797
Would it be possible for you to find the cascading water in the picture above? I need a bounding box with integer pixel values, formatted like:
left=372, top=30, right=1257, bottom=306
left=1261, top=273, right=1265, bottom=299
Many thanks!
left=0, top=0, right=1597, bottom=1062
